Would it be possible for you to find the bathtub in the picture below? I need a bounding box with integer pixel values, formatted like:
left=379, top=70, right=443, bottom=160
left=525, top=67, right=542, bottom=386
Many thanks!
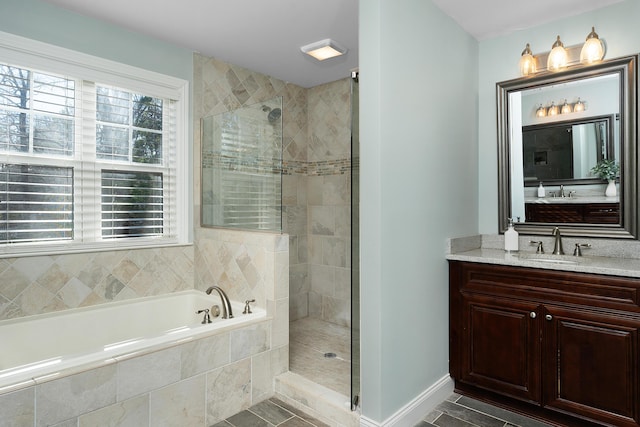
left=0, top=290, right=266, bottom=391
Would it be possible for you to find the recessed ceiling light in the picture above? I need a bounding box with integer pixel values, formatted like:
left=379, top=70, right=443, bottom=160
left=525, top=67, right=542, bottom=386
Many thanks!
left=300, top=39, right=347, bottom=61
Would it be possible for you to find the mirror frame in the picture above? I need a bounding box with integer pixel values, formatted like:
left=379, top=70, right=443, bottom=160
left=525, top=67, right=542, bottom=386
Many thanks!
left=497, top=55, right=638, bottom=239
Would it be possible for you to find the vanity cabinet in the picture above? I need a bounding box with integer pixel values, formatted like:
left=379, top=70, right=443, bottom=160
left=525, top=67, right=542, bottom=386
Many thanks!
left=449, top=261, right=640, bottom=427
left=525, top=202, right=620, bottom=224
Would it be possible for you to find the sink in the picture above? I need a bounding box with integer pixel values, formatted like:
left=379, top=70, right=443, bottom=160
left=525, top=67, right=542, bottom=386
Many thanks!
left=517, top=253, right=582, bottom=265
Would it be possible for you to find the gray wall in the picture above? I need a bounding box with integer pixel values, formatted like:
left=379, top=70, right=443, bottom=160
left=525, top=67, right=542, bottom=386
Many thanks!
left=359, top=0, right=479, bottom=422
left=478, top=0, right=640, bottom=233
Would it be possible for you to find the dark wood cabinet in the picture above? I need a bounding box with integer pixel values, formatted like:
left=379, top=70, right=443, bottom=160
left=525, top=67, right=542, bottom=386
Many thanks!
left=449, top=261, right=640, bottom=427
left=525, top=202, right=620, bottom=224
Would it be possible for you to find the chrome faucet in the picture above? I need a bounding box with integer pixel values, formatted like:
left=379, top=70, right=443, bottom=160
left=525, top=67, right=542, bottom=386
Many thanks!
left=205, top=286, right=234, bottom=319
left=552, top=227, right=564, bottom=255
left=559, top=185, right=566, bottom=198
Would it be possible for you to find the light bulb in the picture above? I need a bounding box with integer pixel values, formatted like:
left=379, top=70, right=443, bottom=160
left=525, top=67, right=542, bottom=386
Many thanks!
left=574, top=98, right=585, bottom=112
left=519, top=43, right=536, bottom=76
left=561, top=99, right=572, bottom=114
left=547, top=36, right=568, bottom=71
left=548, top=102, right=558, bottom=116
left=580, top=27, right=604, bottom=64
left=536, top=104, right=547, bottom=117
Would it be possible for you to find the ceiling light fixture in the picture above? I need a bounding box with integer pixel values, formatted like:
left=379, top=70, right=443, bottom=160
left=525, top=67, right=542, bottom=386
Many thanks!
left=547, top=36, right=568, bottom=71
left=580, top=27, right=605, bottom=64
left=300, top=39, right=347, bottom=61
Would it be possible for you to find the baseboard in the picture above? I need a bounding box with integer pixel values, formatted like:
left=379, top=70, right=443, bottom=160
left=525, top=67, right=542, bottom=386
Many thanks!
left=360, top=374, right=454, bottom=427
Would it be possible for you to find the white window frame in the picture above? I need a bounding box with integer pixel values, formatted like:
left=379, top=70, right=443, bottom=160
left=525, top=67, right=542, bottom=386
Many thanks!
left=0, top=31, right=190, bottom=256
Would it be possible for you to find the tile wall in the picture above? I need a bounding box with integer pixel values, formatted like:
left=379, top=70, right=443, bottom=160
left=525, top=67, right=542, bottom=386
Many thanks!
left=1, top=315, right=289, bottom=426
left=305, top=79, right=352, bottom=328
left=0, top=246, right=194, bottom=321
left=193, top=54, right=353, bottom=328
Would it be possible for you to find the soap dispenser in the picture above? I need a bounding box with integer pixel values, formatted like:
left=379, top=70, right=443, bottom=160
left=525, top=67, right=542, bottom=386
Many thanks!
left=537, top=182, right=545, bottom=198
left=504, top=218, right=519, bottom=252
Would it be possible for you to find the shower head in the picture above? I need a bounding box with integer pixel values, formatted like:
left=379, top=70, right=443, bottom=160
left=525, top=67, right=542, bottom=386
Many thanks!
left=267, top=108, right=281, bottom=124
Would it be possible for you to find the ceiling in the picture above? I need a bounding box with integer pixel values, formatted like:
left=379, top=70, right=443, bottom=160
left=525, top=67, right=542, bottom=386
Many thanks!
left=39, top=0, right=623, bottom=88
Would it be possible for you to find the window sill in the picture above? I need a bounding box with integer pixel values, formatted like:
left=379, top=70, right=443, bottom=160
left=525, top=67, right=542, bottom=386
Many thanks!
left=0, top=239, right=193, bottom=259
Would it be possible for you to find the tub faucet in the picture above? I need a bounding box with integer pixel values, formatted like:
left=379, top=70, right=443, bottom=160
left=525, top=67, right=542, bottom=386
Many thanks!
left=552, top=227, right=564, bottom=255
left=205, top=286, right=234, bottom=319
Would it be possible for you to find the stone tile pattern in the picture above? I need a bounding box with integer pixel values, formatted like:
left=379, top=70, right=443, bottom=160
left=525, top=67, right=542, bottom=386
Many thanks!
left=213, top=397, right=330, bottom=427
left=0, top=318, right=289, bottom=426
left=416, top=393, right=555, bottom=427
left=193, top=53, right=353, bottom=329
left=0, top=246, right=194, bottom=321
left=289, top=317, right=350, bottom=396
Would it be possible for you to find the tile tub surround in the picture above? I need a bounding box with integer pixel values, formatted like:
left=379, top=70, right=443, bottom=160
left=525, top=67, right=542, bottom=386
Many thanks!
left=0, top=317, right=289, bottom=426
left=0, top=291, right=266, bottom=390
left=0, top=245, right=194, bottom=321
left=447, top=234, right=640, bottom=277
left=1, top=226, right=289, bottom=426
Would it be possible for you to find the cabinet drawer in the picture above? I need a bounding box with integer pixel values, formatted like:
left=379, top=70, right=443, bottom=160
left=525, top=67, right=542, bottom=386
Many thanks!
left=584, top=203, right=620, bottom=224
left=454, top=261, right=640, bottom=314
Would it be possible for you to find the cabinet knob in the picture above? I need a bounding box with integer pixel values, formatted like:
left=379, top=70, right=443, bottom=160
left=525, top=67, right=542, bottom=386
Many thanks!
left=530, top=312, right=537, bottom=318
left=545, top=314, right=553, bottom=321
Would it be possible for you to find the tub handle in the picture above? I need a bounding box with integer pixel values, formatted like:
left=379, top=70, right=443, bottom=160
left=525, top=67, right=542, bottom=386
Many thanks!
left=243, top=299, right=255, bottom=314
left=196, top=309, right=212, bottom=324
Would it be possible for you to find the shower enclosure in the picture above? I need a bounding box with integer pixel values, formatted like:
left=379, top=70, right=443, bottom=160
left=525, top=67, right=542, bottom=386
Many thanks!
left=199, top=79, right=360, bottom=414
left=200, top=96, right=283, bottom=231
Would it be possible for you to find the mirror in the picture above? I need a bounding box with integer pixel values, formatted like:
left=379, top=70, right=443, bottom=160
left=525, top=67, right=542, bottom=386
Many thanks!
left=498, top=55, right=638, bottom=238
left=522, top=115, right=615, bottom=184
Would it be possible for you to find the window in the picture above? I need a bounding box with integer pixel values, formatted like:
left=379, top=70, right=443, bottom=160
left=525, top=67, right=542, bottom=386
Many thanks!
left=0, top=31, right=189, bottom=255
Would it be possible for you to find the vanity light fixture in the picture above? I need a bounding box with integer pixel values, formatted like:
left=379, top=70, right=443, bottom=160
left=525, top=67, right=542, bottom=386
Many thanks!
left=519, top=43, right=536, bottom=76
left=300, top=39, right=347, bottom=61
left=536, top=104, right=547, bottom=117
left=547, top=35, right=568, bottom=71
left=580, top=27, right=605, bottom=64
left=547, top=101, right=559, bottom=116
left=573, top=97, right=585, bottom=112
left=561, top=99, right=573, bottom=114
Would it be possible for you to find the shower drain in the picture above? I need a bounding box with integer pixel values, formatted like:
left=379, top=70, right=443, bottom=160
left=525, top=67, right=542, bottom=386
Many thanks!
left=324, top=352, right=337, bottom=359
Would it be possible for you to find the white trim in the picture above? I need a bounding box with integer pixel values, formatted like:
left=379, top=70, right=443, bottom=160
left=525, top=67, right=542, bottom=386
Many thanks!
left=0, top=30, right=184, bottom=99
left=0, top=30, right=191, bottom=251
left=359, top=375, right=454, bottom=427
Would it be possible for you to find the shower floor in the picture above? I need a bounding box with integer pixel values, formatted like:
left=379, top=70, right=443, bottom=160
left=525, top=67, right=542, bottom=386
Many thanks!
left=289, top=317, right=351, bottom=396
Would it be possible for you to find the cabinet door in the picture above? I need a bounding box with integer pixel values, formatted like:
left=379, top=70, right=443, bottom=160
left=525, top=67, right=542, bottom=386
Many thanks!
left=542, top=306, right=640, bottom=427
left=460, top=294, right=541, bottom=403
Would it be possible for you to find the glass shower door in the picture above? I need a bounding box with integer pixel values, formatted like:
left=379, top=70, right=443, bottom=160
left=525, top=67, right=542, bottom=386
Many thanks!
left=350, top=72, right=360, bottom=410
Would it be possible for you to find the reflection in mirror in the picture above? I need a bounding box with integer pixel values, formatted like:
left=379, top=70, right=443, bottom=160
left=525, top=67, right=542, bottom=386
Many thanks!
left=497, top=55, right=638, bottom=238
left=522, top=115, right=615, bottom=183
left=201, top=96, right=283, bottom=231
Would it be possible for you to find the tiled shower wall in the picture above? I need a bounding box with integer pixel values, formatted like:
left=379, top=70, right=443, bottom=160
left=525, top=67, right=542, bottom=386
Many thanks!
left=305, top=79, right=352, bottom=328
left=193, top=54, right=353, bottom=329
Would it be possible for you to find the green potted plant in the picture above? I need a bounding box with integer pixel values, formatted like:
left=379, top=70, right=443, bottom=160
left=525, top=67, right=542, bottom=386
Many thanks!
left=591, top=159, right=619, bottom=197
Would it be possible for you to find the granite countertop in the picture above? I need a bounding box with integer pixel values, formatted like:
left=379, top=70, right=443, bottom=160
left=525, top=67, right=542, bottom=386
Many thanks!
left=447, top=235, right=640, bottom=279
left=524, top=196, right=620, bottom=204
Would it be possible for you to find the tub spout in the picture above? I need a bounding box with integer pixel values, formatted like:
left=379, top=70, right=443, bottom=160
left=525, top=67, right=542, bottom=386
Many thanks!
left=205, top=286, right=234, bottom=319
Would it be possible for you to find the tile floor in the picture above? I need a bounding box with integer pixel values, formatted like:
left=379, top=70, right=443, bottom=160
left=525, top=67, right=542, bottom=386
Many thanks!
left=212, top=397, right=329, bottom=427
left=216, top=393, right=555, bottom=427
left=416, top=393, right=555, bottom=427
left=289, top=317, right=351, bottom=396
left=283, top=317, right=553, bottom=427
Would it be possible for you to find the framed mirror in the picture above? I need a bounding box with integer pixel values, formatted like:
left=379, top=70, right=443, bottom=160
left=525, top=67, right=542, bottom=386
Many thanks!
left=497, top=55, right=638, bottom=238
